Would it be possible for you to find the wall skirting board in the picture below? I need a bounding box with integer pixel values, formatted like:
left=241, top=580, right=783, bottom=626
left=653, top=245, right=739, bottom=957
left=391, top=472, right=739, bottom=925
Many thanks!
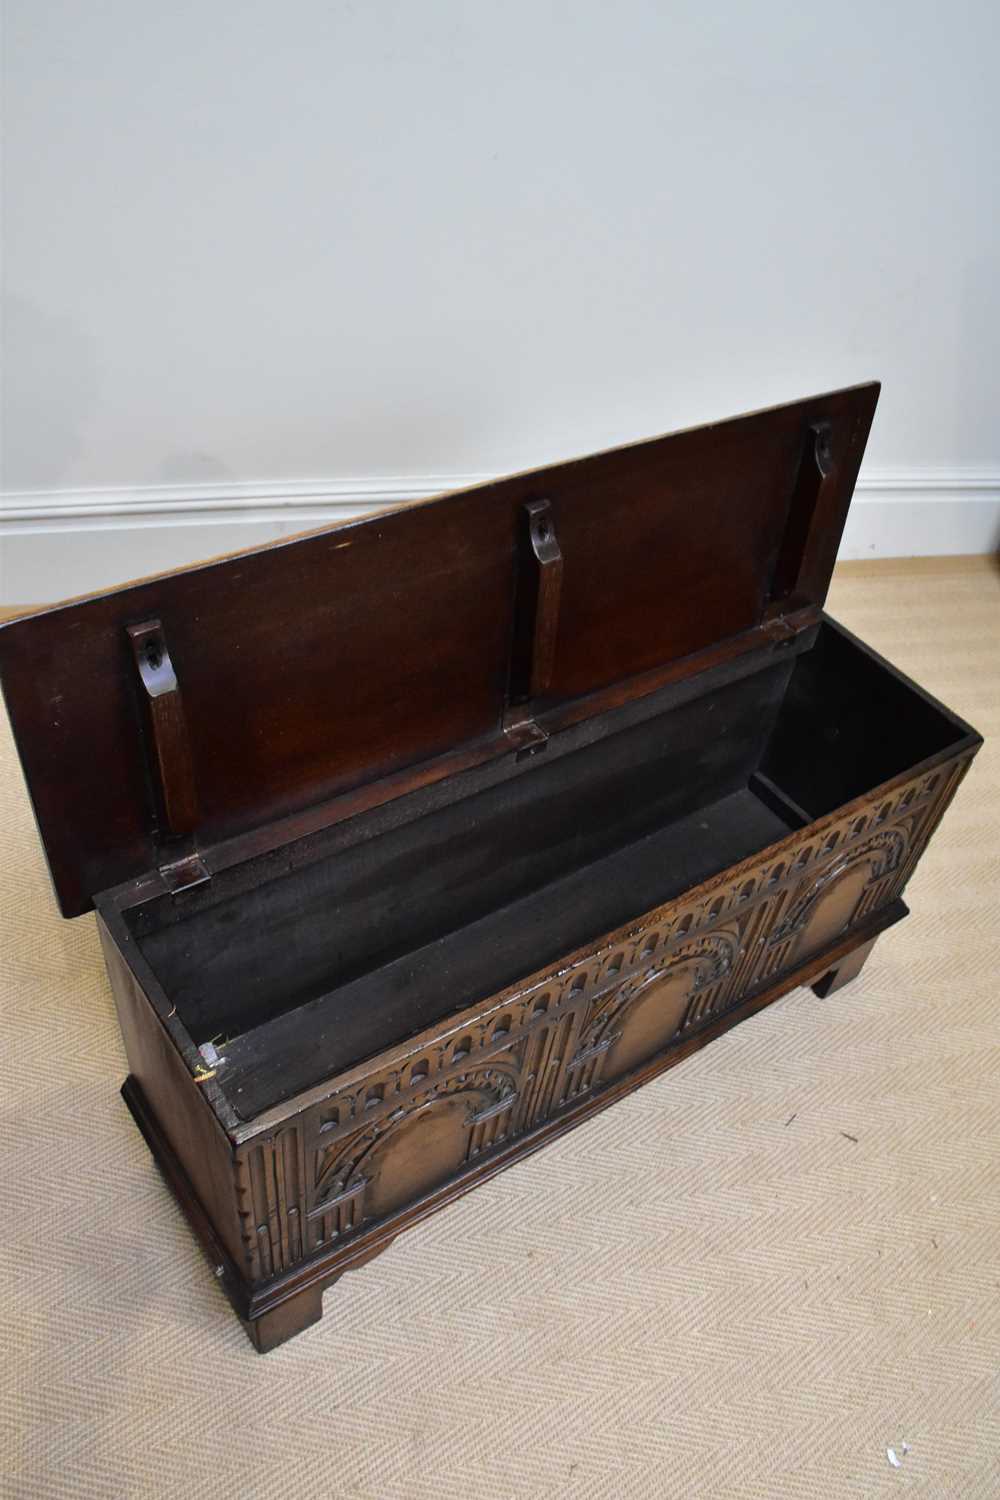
left=1, top=469, right=998, bottom=605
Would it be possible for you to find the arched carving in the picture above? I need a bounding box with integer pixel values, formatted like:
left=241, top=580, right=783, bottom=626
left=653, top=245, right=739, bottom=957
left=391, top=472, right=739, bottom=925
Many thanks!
left=313, top=1065, right=519, bottom=1226
left=772, top=828, right=908, bottom=955
left=235, top=750, right=976, bottom=1292
left=582, top=931, right=741, bottom=1083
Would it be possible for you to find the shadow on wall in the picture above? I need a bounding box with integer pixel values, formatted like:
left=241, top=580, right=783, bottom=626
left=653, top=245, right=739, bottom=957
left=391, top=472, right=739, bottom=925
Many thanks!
left=157, top=451, right=234, bottom=485
left=1, top=294, right=99, bottom=491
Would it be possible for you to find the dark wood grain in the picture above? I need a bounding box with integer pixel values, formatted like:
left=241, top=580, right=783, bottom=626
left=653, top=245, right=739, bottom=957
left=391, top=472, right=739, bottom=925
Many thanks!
left=1, top=380, right=984, bottom=1354
left=126, top=619, right=200, bottom=839
left=124, top=898, right=910, bottom=1352
left=0, top=383, right=878, bottom=917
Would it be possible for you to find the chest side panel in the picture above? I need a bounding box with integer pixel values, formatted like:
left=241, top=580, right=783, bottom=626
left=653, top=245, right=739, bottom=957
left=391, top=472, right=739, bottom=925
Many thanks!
left=97, top=918, right=246, bottom=1273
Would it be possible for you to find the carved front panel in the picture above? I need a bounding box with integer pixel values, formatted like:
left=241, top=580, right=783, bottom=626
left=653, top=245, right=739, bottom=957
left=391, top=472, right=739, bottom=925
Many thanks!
left=578, top=927, right=742, bottom=1086
left=235, top=754, right=972, bottom=1283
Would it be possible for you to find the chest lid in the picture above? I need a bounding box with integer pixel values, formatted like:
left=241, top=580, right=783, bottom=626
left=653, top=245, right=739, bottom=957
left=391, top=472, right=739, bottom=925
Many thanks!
left=0, top=381, right=878, bottom=918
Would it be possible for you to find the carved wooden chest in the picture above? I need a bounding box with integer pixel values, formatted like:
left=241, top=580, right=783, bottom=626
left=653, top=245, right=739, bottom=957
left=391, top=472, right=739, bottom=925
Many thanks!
left=0, top=383, right=981, bottom=1350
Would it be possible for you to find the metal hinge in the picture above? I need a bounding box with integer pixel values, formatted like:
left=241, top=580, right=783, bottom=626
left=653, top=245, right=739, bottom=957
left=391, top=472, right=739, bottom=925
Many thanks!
left=502, top=711, right=550, bottom=761
left=158, top=848, right=211, bottom=896
left=761, top=613, right=799, bottom=645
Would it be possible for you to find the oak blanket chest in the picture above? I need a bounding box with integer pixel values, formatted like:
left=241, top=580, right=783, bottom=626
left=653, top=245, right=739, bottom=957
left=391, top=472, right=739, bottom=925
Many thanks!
left=0, top=383, right=981, bottom=1350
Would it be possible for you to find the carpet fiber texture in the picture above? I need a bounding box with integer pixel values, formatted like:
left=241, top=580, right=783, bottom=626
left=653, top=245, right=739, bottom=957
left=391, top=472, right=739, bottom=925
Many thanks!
left=2, top=558, right=998, bottom=1499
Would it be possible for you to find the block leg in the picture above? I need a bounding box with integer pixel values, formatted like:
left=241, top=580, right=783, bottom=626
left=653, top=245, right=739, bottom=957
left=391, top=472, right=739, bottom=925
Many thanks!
left=811, top=934, right=879, bottom=998
left=245, top=1282, right=326, bottom=1353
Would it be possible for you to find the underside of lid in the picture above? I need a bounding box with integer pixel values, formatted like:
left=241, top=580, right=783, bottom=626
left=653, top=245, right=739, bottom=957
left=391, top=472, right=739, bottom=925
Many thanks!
left=0, top=381, right=879, bottom=917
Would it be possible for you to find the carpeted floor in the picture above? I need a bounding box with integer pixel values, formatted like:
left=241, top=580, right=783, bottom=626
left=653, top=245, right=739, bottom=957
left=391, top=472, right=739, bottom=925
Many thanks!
left=2, top=557, right=998, bottom=1499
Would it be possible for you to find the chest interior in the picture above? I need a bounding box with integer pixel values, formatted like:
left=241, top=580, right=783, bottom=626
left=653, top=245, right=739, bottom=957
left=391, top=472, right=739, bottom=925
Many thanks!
left=115, top=619, right=966, bottom=1120
left=1, top=380, right=975, bottom=1128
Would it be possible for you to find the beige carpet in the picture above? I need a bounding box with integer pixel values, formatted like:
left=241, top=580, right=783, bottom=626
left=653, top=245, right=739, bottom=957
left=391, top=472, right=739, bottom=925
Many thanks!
left=2, top=558, right=998, bottom=1499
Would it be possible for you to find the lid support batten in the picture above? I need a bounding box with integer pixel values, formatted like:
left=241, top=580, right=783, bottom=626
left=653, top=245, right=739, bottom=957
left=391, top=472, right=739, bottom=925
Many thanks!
left=126, top=618, right=210, bottom=896
left=503, top=498, right=564, bottom=761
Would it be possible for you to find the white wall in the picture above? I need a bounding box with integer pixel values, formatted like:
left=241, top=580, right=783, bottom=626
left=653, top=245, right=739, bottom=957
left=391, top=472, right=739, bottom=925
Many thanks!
left=3, top=0, right=999, bottom=602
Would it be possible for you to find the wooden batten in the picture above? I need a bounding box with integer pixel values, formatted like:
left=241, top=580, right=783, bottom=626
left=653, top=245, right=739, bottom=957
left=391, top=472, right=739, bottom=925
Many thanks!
left=0, top=382, right=881, bottom=918
left=125, top=618, right=210, bottom=895
left=503, top=498, right=565, bottom=758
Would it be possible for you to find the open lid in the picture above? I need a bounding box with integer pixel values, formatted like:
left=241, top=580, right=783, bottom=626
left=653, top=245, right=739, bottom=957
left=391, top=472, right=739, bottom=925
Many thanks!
left=0, top=381, right=878, bottom=917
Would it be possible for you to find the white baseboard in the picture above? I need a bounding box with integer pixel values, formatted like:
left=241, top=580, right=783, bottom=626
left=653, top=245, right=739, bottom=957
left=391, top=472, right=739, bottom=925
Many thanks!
left=838, top=470, right=1000, bottom=561
left=2, top=469, right=998, bottom=605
